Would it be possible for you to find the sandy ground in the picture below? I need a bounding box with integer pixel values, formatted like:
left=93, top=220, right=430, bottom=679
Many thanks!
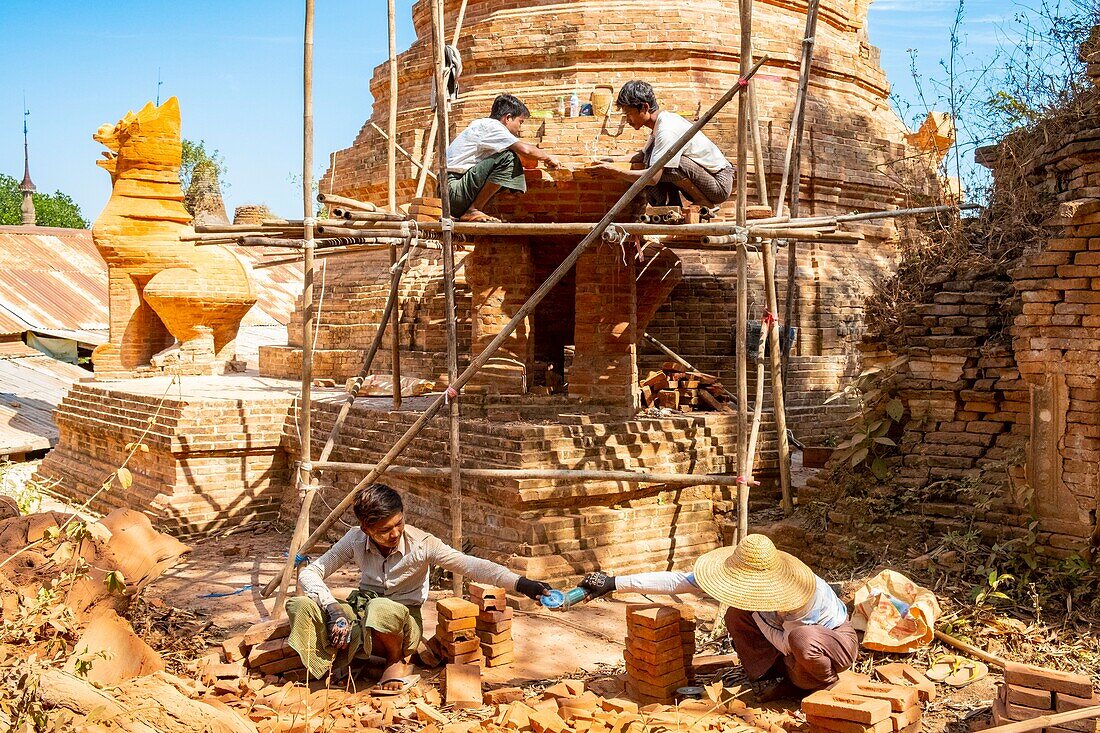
left=147, top=525, right=724, bottom=687
left=144, top=523, right=1005, bottom=732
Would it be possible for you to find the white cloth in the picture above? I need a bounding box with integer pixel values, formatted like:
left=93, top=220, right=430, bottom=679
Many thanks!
left=298, top=524, right=521, bottom=609
left=647, top=111, right=729, bottom=173
left=446, top=118, right=520, bottom=173
left=615, top=571, right=705, bottom=595
left=752, top=576, right=850, bottom=654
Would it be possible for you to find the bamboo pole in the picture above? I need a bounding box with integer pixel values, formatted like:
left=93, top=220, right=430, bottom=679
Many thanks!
left=388, top=0, right=402, bottom=411
left=316, top=193, right=378, bottom=212
left=260, top=60, right=767, bottom=597
left=314, top=462, right=760, bottom=487
left=430, top=0, right=465, bottom=595
left=978, top=707, right=1100, bottom=733
left=370, top=122, right=439, bottom=181
left=272, top=0, right=316, bottom=623
left=744, top=303, right=767, bottom=484
left=762, top=238, right=794, bottom=514
left=334, top=209, right=406, bottom=222
left=414, top=221, right=748, bottom=236
left=734, top=0, right=753, bottom=544
left=933, top=630, right=1006, bottom=668
left=414, top=0, right=470, bottom=197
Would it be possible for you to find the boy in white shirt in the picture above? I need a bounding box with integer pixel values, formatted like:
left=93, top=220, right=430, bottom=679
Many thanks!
left=445, top=94, right=560, bottom=222
left=597, top=80, right=734, bottom=209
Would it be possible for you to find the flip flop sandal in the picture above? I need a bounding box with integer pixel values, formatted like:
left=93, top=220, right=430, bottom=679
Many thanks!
left=944, top=659, right=988, bottom=687
left=370, top=673, right=421, bottom=696
left=925, top=653, right=962, bottom=682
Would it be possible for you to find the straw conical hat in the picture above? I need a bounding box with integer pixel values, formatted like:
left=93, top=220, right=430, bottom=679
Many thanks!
left=693, top=534, right=817, bottom=612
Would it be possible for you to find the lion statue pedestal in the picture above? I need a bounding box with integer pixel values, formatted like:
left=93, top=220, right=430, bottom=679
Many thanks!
left=91, top=97, right=256, bottom=379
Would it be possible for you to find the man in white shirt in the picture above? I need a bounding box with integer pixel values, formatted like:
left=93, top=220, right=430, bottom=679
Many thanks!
left=577, top=534, right=857, bottom=700
left=286, top=483, right=551, bottom=686
left=596, top=80, right=734, bottom=209
left=445, top=94, right=560, bottom=222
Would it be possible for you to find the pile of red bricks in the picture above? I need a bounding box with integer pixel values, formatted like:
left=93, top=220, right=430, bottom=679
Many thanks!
left=472, top=583, right=516, bottom=667
left=804, top=672, right=923, bottom=733
left=624, top=604, right=695, bottom=705
left=641, top=363, right=734, bottom=413
left=429, top=597, right=484, bottom=666
left=994, top=662, right=1098, bottom=733
left=221, top=618, right=310, bottom=681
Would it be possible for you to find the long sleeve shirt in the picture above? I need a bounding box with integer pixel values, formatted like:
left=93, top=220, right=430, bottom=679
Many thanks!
left=298, top=524, right=521, bottom=610
left=615, top=571, right=848, bottom=654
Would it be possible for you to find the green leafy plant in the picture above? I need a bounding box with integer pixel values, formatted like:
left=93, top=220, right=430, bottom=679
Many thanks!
left=973, top=568, right=1015, bottom=609
left=824, top=357, right=908, bottom=479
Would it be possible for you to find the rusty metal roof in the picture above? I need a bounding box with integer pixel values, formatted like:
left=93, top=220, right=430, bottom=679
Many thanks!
left=0, top=340, right=89, bottom=455
left=0, top=226, right=301, bottom=334
left=0, top=226, right=109, bottom=336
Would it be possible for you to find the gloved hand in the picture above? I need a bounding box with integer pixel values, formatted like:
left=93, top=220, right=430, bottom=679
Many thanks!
left=325, top=603, right=352, bottom=649
left=579, top=571, right=616, bottom=598
left=515, top=576, right=553, bottom=602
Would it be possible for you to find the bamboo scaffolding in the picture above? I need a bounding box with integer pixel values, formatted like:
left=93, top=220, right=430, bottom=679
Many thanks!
left=272, top=0, right=317, bottom=623
left=762, top=238, right=794, bottom=513
left=387, top=1, right=403, bottom=411
left=261, top=59, right=768, bottom=597
left=314, top=462, right=759, bottom=487
left=734, top=0, right=753, bottom=544
left=430, top=0, right=466, bottom=595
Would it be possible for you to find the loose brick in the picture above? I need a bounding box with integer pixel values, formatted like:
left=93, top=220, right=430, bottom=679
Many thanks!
left=481, top=639, right=515, bottom=657
left=484, top=651, right=515, bottom=667
left=1006, top=684, right=1053, bottom=709
left=626, top=607, right=681, bottom=630
left=802, top=690, right=893, bottom=724
left=1056, top=692, right=1100, bottom=712
left=221, top=636, right=247, bottom=663
left=242, top=619, right=290, bottom=647
left=444, top=638, right=481, bottom=656
left=438, top=616, right=477, bottom=632
left=1004, top=663, right=1094, bottom=698
left=479, top=608, right=514, bottom=624
left=477, top=629, right=512, bottom=645
left=484, top=687, right=525, bottom=705
left=805, top=714, right=893, bottom=733
left=247, top=638, right=294, bottom=668
left=873, top=663, right=937, bottom=702
left=444, top=663, right=483, bottom=709
left=437, top=597, right=479, bottom=621
left=834, top=681, right=919, bottom=712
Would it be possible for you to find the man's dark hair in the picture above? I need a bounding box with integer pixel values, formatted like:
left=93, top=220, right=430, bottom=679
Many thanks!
left=616, top=80, right=659, bottom=112
left=490, top=94, right=530, bottom=120
left=353, top=483, right=404, bottom=527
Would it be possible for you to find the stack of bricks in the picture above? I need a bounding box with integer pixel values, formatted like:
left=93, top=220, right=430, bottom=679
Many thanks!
left=624, top=605, right=695, bottom=705
left=432, top=597, right=483, bottom=666
left=994, top=662, right=1098, bottom=733
left=471, top=583, right=515, bottom=667
left=803, top=674, right=923, bottom=733
left=229, top=619, right=311, bottom=681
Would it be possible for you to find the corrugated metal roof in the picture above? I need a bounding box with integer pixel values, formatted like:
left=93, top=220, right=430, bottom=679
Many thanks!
left=0, top=341, right=90, bottom=454
left=0, top=225, right=301, bottom=333
left=0, top=226, right=109, bottom=336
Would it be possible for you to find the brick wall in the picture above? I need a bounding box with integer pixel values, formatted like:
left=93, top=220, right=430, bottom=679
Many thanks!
left=33, top=379, right=295, bottom=537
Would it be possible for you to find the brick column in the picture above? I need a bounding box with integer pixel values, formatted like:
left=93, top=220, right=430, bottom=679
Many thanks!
left=570, top=244, right=638, bottom=410
left=464, top=238, right=536, bottom=394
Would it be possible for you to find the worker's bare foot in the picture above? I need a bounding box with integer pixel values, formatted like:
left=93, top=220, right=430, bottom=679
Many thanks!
left=459, top=209, right=501, bottom=223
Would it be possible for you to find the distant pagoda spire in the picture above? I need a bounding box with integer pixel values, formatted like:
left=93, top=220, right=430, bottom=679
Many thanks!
left=20, top=105, right=36, bottom=226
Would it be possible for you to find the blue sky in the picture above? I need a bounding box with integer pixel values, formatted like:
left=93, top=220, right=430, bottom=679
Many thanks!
left=0, top=1, right=1034, bottom=221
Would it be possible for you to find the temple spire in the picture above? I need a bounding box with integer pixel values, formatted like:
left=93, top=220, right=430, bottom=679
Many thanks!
left=19, top=103, right=36, bottom=226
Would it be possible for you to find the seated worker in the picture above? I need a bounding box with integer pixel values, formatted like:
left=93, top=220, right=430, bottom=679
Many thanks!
left=596, top=80, right=734, bottom=209
left=288, top=483, right=552, bottom=687
left=445, top=93, right=560, bottom=222
left=578, top=534, right=856, bottom=700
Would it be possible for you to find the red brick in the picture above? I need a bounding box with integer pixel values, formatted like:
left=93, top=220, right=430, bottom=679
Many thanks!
left=1003, top=663, right=1094, bottom=698
left=802, top=690, right=893, bottom=724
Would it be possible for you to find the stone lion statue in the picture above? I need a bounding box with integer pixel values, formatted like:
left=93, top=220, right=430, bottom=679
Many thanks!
left=91, top=97, right=256, bottom=378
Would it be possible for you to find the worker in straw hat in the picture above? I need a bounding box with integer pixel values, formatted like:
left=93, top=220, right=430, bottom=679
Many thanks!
left=578, top=534, right=858, bottom=699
